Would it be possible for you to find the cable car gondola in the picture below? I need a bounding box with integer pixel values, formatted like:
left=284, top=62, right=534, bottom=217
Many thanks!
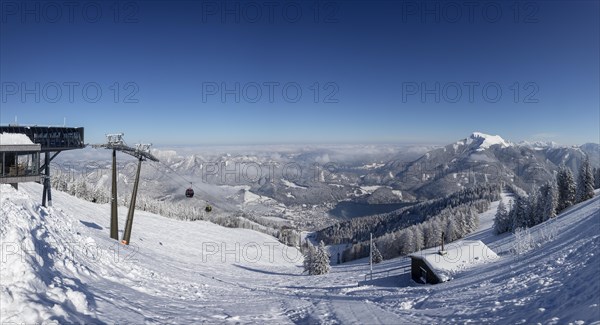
left=185, top=184, right=194, bottom=198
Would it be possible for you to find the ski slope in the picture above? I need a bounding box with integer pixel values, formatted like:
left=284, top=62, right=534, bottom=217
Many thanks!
left=1, top=183, right=599, bottom=323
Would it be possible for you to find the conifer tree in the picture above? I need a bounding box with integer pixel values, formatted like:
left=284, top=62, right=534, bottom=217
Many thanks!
left=371, top=243, right=383, bottom=264
left=511, top=195, right=528, bottom=231
left=576, top=158, right=595, bottom=203
left=538, top=182, right=558, bottom=222
left=303, top=241, right=316, bottom=274
left=493, top=200, right=510, bottom=234
left=311, top=241, right=331, bottom=275
left=557, top=166, right=576, bottom=212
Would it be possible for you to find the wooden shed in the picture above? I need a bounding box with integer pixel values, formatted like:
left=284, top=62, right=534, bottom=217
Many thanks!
left=410, top=254, right=442, bottom=284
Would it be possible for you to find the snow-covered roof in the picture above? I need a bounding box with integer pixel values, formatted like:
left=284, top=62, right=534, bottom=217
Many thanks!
left=0, top=132, right=34, bottom=145
left=410, top=240, right=498, bottom=282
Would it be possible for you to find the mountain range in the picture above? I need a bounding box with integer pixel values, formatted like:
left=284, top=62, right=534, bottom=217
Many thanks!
left=365, top=132, right=599, bottom=199
left=53, top=132, right=599, bottom=228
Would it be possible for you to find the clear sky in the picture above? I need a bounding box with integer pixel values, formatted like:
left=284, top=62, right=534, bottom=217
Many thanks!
left=1, top=0, right=598, bottom=146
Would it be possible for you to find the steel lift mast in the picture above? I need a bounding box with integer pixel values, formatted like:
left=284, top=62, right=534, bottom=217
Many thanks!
left=93, top=134, right=158, bottom=245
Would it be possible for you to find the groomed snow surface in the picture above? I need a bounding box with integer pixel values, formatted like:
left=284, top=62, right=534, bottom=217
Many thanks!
left=1, top=184, right=599, bottom=324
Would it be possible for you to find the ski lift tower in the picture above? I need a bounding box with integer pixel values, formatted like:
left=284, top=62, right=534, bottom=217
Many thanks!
left=93, top=134, right=158, bottom=245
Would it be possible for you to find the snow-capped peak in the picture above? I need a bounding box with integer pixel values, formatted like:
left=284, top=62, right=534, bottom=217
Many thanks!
left=468, top=132, right=511, bottom=149
left=518, top=140, right=562, bottom=150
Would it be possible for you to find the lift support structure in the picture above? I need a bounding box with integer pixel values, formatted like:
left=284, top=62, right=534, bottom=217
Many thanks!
left=93, top=134, right=158, bottom=245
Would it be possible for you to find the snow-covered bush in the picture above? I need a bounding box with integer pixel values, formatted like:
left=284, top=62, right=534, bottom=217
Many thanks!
left=512, top=227, right=534, bottom=255
left=538, top=219, right=558, bottom=243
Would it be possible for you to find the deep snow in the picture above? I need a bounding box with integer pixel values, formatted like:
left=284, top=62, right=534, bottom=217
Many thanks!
left=0, top=133, right=35, bottom=145
left=1, top=183, right=599, bottom=324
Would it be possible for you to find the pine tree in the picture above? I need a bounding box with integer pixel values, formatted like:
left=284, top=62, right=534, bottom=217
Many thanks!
left=303, top=241, right=316, bottom=274
left=557, top=166, right=576, bottom=212
left=311, top=241, right=331, bottom=275
left=493, top=200, right=510, bottom=234
left=511, top=195, right=528, bottom=231
left=371, top=242, right=383, bottom=264
left=445, top=218, right=458, bottom=242
left=576, top=158, right=595, bottom=203
left=526, top=190, right=539, bottom=228
left=423, top=219, right=442, bottom=248
left=538, top=181, right=558, bottom=222
left=398, top=229, right=414, bottom=255
left=594, top=167, right=600, bottom=189
left=412, top=225, right=424, bottom=251
left=466, top=209, right=479, bottom=233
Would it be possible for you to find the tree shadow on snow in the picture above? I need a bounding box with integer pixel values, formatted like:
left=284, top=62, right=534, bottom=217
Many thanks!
left=80, top=220, right=104, bottom=230
left=233, top=264, right=305, bottom=277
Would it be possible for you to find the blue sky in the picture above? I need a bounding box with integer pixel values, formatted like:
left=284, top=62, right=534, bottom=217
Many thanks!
left=1, top=0, right=598, bottom=146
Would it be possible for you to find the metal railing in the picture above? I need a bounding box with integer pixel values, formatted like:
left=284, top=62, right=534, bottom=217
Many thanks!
left=362, top=258, right=411, bottom=282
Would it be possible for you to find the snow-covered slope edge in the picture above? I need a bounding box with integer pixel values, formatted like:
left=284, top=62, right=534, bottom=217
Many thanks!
left=350, top=192, right=599, bottom=324
left=415, top=191, right=600, bottom=324
left=1, top=183, right=304, bottom=323
left=1, top=186, right=98, bottom=322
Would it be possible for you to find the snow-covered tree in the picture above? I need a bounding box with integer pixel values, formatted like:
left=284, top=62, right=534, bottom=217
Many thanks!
left=423, top=219, right=442, bottom=248
left=557, top=166, right=576, bottom=212
left=511, top=196, right=528, bottom=231
left=337, top=186, right=496, bottom=263
left=412, top=225, right=424, bottom=252
left=398, top=229, right=414, bottom=255
left=538, top=181, right=558, bottom=222
left=371, top=242, right=383, bottom=264
left=593, top=167, right=600, bottom=190
left=302, top=241, right=316, bottom=274
left=525, top=189, right=539, bottom=228
left=493, top=200, right=511, bottom=234
left=310, top=241, right=331, bottom=275
left=453, top=210, right=467, bottom=236
left=467, top=209, right=479, bottom=232
left=576, top=158, right=595, bottom=203
left=445, top=218, right=458, bottom=242
left=377, top=232, right=397, bottom=259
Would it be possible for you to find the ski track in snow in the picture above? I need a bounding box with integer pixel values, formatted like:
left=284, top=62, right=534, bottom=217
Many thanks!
left=1, top=184, right=599, bottom=324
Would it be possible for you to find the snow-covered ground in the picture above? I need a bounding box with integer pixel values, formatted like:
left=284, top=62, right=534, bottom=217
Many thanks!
left=467, top=191, right=514, bottom=243
left=1, top=184, right=599, bottom=323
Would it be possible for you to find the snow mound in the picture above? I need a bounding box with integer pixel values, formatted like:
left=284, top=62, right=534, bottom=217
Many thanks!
left=0, top=133, right=34, bottom=145
left=0, top=186, right=97, bottom=322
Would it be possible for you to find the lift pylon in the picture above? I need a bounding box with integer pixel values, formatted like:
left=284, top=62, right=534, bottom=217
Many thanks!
left=93, top=134, right=158, bottom=245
